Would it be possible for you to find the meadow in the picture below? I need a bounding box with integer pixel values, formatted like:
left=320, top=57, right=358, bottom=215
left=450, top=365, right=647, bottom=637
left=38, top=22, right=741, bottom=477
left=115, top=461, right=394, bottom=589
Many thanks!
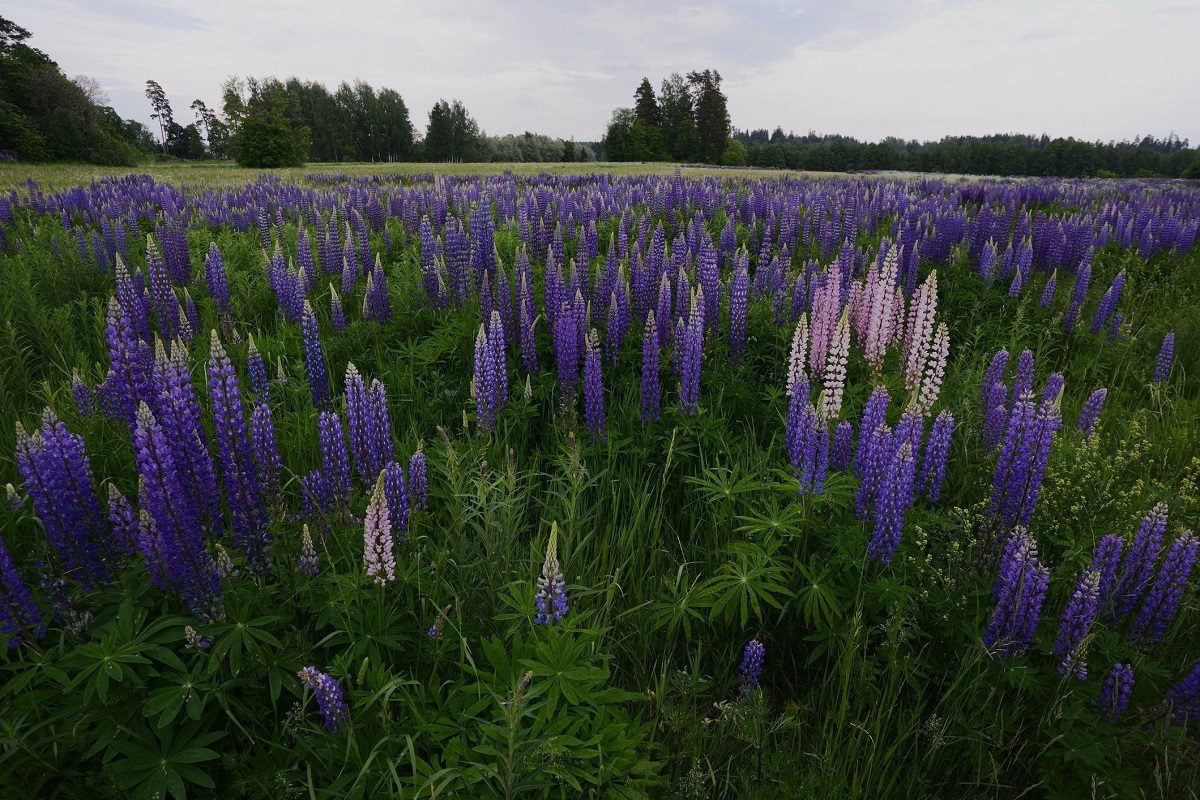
left=0, top=162, right=1197, bottom=799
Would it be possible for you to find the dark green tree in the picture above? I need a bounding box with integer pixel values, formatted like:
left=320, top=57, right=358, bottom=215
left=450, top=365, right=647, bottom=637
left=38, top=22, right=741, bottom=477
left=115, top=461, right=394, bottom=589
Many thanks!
left=633, top=77, right=660, bottom=129
left=658, top=73, right=694, bottom=161
left=687, top=69, right=730, bottom=164
left=144, top=79, right=172, bottom=153
left=222, top=76, right=309, bottom=167
left=425, top=99, right=479, bottom=162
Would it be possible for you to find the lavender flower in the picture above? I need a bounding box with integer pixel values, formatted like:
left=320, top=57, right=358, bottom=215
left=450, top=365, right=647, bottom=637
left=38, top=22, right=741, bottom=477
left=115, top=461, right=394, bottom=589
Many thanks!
left=1095, top=663, right=1134, bottom=722
left=583, top=328, right=607, bottom=444
left=183, top=625, right=210, bottom=650
left=730, top=250, right=749, bottom=366
left=1167, top=658, right=1200, bottom=722
left=408, top=446, right=427, bottom=510
left=330, top=285, right=346, bottom=332
left=641, top=310, right=660, bottom=424
left=679, top=288, right=704, bottom=416
left=868, top=441, right=916, bottom=565
left=428, top=604, right=452, bottom=640
left=1129, top=529, right=1197, bottom=647
left=363, top=473, right=394, bottom=586
left=831, top=420, right=854, bottom=472
left=919, top=409, right=954, bottom=502
left=1152, top=332, right=1174, bottom=384
left=984, top=526, right=1049, bottom=659
left=534, top=524, right=568, bottom=625
left=301, top=300, right=330, bottom=409
left=298, top=667, right=350, bottom=733
left=1064, top=249, right=1092, bottom=332
left=72, top=372, right=93, bottom=417
left=473, top=321, right=500, bottom=434
left=738, top=639, right=765, bottom=698
left=1039, top=270, right=1057, bottom=309
left=0, top=533, right=43, bottom=649
left=988, top=389, right=1060, bottom=531
left=1077, top=388, right=1107, bottom=442
left=205, top=243, right=233, bottom=338
left=247, top=336, right=270, bottom=403
left=298, top=524, right=319, bottom=575
left=317, top=411, right=351, bottom=523
left=383, top=460, right=410, bottom=540
left=1111, top=503, right=1168, bottom=620
left=1090, top=270, right=1125, bottom=335
left=1054, top=567, right=1101, bottom=679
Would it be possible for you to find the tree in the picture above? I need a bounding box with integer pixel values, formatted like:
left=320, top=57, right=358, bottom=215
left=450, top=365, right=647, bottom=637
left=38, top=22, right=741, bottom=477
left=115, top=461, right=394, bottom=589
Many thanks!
left=221, top=76, right=309, bottom=167
left=687, top=69, right=730, bottom=164
left=633, top=78, right=660, bottom=129
left=144, top=79, right=173, bottom=153
left=602, top=107, right=636, bottom=161
left=721, top=138, right=747, bottom=167
left=425, top=99, right=479, bottom=162
left=659, top=73, right=694, bottom=161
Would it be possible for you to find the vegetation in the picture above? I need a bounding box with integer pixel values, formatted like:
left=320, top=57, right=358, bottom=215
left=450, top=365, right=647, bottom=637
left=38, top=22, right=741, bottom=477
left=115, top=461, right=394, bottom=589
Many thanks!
left=0, top=163, right=1198, bottom=799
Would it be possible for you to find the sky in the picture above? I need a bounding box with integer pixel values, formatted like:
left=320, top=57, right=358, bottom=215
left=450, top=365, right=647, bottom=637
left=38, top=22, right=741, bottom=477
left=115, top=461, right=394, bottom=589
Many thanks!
left=10, top=0, right=1200, bottom=146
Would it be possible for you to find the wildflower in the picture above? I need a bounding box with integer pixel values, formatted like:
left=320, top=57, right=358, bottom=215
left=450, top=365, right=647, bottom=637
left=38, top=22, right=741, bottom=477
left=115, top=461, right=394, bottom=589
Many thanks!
left=1054, top=568, right=1101, bottom=679
left=583, top=328, right=606, bottom=443
left=1152, top=332, right=1174, bottom=384
left=298, top=666, right=349, bottom=732
left=534, top=524, right=568, bottom=625
left=739, top=639, right=765, bottom=698
left=363, top=473, right=394, bottom=587
left=0, top=534, right=43, bottom=649
left=641, top=310, right=660, bottom=424
left=984, top=526, right=1049, bottom=659
left=1095, top=663, right=1134, bottom=722
left=298, top=524, right=319, bottom=575
left=1129, top=529, right=1197, bottom=648
left=184, top=625, right=210, bottom=650
left=1077, top=388, right=1106, bottom=441
left=428, top=604, right=452, bottom=640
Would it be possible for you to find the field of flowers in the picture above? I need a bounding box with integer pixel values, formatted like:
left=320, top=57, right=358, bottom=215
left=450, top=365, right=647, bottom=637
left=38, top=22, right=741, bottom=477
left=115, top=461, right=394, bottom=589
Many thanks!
left=0, top=164, right=1198, bottom=798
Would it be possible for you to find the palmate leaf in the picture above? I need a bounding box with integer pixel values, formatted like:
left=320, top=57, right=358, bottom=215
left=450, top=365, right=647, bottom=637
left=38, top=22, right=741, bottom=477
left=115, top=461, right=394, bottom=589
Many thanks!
left=697, top=540, right=794, bottom=627
left=110, top=721, right=225, bottom=800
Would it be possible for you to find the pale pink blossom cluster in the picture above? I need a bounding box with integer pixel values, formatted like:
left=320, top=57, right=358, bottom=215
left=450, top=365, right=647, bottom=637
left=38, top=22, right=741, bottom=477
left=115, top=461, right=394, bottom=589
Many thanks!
left=808, top=265, right=842, bottom=384
left=904, top=270, right=940, bottom=393
left=786, top=316, right=809, bottom=399
left=822, top=309, right=851, bottom=419
left=363, top=473, right=395, bottom=586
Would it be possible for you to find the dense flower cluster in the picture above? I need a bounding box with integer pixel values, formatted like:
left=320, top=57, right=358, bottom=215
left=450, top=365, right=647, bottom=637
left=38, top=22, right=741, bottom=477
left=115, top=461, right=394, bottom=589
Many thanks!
left=534, top=525, right=568, bottom=625
left=298, top=666, right=349, bottom=733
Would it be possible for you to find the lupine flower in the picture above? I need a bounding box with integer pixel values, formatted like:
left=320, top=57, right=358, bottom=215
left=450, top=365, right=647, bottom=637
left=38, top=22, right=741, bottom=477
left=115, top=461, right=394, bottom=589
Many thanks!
left=183, top=625, right=210, bottom=650
left=428, top=604, right=452, bottom=640
left=738, top=639, right=765, bottom=698
left=208, top=331, right=269, bottom=572
left=984, top=526, right=1049, bottom=658
left=1095, top=663, right=1134, bottom=722
left=1077, top=388, right=1107, bottom=442
left=247, top=336, right=270, bottom=403
left=1063, top=249, right=1092, bottom=332
left=868, top=441, right=916, bottom=564
left=383, top=460, right=410, bottom=540
left=831, top=420, right=854, bottom=472
left=534, top=523, right=568, bottom=625
left=1111, top=503, right=1168, bottom=619
left=1054, top=567, right=1101, bottom=679
left=0, top=533, right=43, bottom=649
left=1152, top=332, right=1174, bottom=384
left=205, top=243, right=234, bottom=338
left=317, top=411, right=352, bottom=522
left=988, top=388, right=1060, bottom=532
left=980, top=349, right=1009, bottom=409
left=1090, top=270, right=1126, bottom=335
left=250, top=401, right=282, bottom=518
left=919, top=409, right=954, bottom=502
left=1039, top=270, right=1058, bottom=308
left=213, top=543, right=238, bottom=583
left=641, top=310, right=660, bottom=424
left=982, top=381, right=1009, bottom=451
left=160, top=340, right=221, bottom=538
left=330, top=285, right=346, bottom=332
left=1129, top=529, right=1197, bottom=647
left=72, top=372, right=93, bottom=417
left=903, top=269, right=937, bottom=390
left=1107, top=313, right=1123, bottom=343
left=145, top=236, right=180, bottom=342
left=915, top=322, right=950, bottom=414
left=679, top=288, right=704, bottom=416
left=583, top=328, right=606, bottom=444
left=363, top=473, right=394, bottom=586
left=730, top=249, right=749, bottom=366
left=301, top=300, right=330, bottom=409
left=1167, top=657, right=1200, bottom=722
left=345, top=364, right=371, bottom=481
left=786, top=316, right=809, bottom=400
left=106, top=483, right=138, bottom=553
left=822, top=310, right=850, bottom=419
left=104, top=297, right=155, bottom=427
left=298, top=667, right=350, bottom=733
left=298, top=524, right=319, bottom=575
left=1012, top=349, right=1035, bottom=403
left=408, top=446, right=427, bottom=510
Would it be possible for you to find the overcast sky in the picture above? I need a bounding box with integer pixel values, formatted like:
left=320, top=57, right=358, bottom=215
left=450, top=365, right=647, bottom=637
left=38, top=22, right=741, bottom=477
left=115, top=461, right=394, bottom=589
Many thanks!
left=11, top=0, right=1200, bottom=146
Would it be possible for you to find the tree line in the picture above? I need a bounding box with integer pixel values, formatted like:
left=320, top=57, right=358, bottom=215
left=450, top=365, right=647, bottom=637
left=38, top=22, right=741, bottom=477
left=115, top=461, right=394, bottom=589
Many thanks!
left=735, top=128, right=1200, bottom=179
left=0, top=16, right=154, bottom=165
left=602, top=71, right=743, bottom=165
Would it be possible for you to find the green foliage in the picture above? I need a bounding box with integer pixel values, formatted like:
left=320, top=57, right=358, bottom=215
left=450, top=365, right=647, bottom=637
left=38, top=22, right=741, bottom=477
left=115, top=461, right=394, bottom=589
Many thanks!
left=425, top=98, right=480, bottom=162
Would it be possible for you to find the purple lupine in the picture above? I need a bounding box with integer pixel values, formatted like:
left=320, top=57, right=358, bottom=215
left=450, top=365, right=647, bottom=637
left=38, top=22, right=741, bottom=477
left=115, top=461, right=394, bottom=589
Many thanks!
left=1012, top=349, right=1035, bottom=403
left=301, top=300, right=330, bottom=409
left=205, top=243, right=235, bottom=339
left=1063, top=250, right=1092, bottom=332
left=1152, top=332, right=1174, bottom=384
left=345, top=363, right=371, bottom=481
left=207, top=332, right=269, bottom=571
left=730, top=249, right=749, bottom=366
left=330, top=286, right=346, bottom=332
left=1129, top=529, right=1197, bottom=648
left=831, top=420, right=854, bottom=472
left=15, top=412, right=114, bottom=588
left=655, top=273, right=672, bottom=352
left=980, top=349, right=1009, bottom=408
left=868, top=440, right=916, bottom=565
left=383, top=460, right=410, bottom=540
left=317, top=410, right=352, bottom=523
left=1111, top=503, right=1168, bottom=619
left=919, top=409, right=954, bottom=502
left=1092, top=533, right=1125, bottom=612
left=1077, top=388, right=1106, bottom=442
left=145, top=236, right=179, bottom=341
left=1039, top=270, right=1057, bottom=309
left=298, top=524, right=319, bottom=575
left=679, top=289, right=704, bottom=416
left=132, top=403, right=223, bottom=623
left=1167, top=658, right=1200, bottom=722
left=247, top=336, right=270, bottom=404
left=982, top=381, right=1009, bottom=451
left=583, top=328, right=607, bottom=444
left=104, top=297, right=155, bottom=428
left=366, top=379, right=393, bottom=483
left=473, top=322, right=500, bottom=434
left=854, top=385, right=891, bottom=479
left=553, top=298, right=580, bottom=405
left=1090, top=270, right=1126, bottom=335
left=157, top=340, right=221, bottom=538
left=1095, top=663, right=1134, bottom=722
left=738, top=639, right=766, bottom=698
left=534, top=525, right=568, bottom=625
left=983, top=526, right=1049, bottom=659
left=517, top=269, right=539, bottom=375
left=0, top=533, right=44, bottom=649
left=363, top=474, right=394, bottom=586
left=182, top=290, right=200, bottom=342
left=1107, top=313, right=1124, bottom=343
left=408, top=447, right=427, bottom=510
left=488, top=310, right=507, bottom=416
left=298, top=667, right=350, bottom=733
left=72, top=372, right=93, bottom=417
left=988, top=389, right=1060, bottom=532
left=106, top=483, right=139, bottom=554
left=250, top=401, right=283, bottom=519
left=641, top=310, right=660, bottom=424
left=1054, top=567, right=1101, bottom=679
